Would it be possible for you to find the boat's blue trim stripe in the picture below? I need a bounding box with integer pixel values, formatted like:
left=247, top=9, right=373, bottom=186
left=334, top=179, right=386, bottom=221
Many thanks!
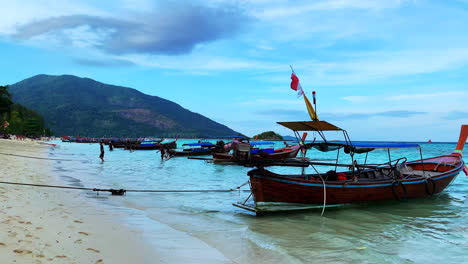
left=254, top=170, right=460, bottom=188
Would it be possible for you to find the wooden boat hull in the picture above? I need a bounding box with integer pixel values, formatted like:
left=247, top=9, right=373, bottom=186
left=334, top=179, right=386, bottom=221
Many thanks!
left=168, top=149, right=214, bottom=156
left=248, top=154, right=464, bottom=206
left=126, top=145, right=160, bottom=150
left=110, top=141, right=138, bottom=148
left=125, top=141, right=176, bottom=150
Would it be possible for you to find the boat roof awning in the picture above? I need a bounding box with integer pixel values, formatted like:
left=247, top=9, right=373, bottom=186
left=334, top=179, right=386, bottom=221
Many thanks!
left=250, top=141, right=274, bottom=146
left=277, top=121, right=343, bottom=131
left=182, top=142, right=214, bottom=146
left=309, top=141, right=421, bottom=150
left=334, top=141, right=421, bottom=148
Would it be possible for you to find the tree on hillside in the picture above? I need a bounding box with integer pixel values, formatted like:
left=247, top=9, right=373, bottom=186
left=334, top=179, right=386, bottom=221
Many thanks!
left=0, top=85, right=13, bottom=120
left=4, top=102, right=53, bottom=137
left=253, top=131, right=283, bottom=140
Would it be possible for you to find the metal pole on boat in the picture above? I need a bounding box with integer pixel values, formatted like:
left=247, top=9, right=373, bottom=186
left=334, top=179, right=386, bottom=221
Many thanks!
left=387, top=148, right=395, bottom=178
left=335, top=147, right=340, bottom=172
left=343, top=130, right=356, bottom=174
left=387, top=148, right=391, bottom=165
left=312, top=91, right=317, bottom=119
left=294, top=130, right=308, bottom=179
left=419, top=148, right=426, bottom=177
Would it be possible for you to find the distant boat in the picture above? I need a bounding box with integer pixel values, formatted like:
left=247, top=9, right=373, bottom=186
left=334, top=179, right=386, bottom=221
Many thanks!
left=428, top=139, right=433, bottom=143
left=213, top=140, right=301, bottom=164
left=61, top=136, right=98, bottom=143
left=167, top=142, right=223, bottom=157
left=125, top=140, right=176, bottom=150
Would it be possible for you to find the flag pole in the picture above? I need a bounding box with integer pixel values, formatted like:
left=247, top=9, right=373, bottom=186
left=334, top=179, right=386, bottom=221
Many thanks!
left=312, top=91, right=317, bottom=119
left=290, top=66, right=319, bottom=121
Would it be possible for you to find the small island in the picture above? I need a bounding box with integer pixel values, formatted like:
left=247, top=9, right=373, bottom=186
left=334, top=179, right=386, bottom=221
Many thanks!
left=253, top=131, right=283, bottom=140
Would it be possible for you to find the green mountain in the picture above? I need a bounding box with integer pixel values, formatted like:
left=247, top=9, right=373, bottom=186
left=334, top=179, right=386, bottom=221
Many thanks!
left=9, top=74, right=238, bottom=137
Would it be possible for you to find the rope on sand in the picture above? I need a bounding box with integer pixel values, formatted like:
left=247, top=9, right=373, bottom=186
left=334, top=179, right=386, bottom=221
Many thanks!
left=0, top=152, right=74, bottom=161
left=0, top=181, right=250, bottom=196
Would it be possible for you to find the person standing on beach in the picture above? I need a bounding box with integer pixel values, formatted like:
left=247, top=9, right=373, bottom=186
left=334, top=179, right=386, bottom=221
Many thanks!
left=99, top=142, right=105, bottom=162
left=109, top=141, right=114, bottom=151
left=160, top=145, right=166, bottom=159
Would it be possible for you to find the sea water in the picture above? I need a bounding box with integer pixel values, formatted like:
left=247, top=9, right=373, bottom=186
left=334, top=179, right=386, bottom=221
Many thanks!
left=47, top=140, right=468, bottom=263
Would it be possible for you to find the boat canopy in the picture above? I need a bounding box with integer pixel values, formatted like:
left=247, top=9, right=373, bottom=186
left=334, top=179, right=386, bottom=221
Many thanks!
left=250, top=141, right=275, bottom=146
left=139, top=143, right=155, bottom=146
left=277, top=121, right=343, bottom=131
left=182, top=142, right=214, bottom=147
left=335, top=141, right=420, bottom=148
left=309, top=141, right=420, bottom=153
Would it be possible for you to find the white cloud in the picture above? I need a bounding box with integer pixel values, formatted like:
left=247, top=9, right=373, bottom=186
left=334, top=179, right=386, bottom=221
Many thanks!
left=342, top=91, right=468, bottom=103
left=334, top=90, right=468, bottom=124
left=291, top=48, right=468, bottom=86
left=340, top=95, right=369, bottom=103
left=388, top=91, right=468, bottom=101
left=120, top=53, right=280, bottom=73
left=254, top=0, right=404, bottom=20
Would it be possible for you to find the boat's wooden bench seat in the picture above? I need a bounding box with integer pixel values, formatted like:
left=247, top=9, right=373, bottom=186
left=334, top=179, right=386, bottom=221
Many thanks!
left=359, top=164, right=442, bottom=181
left=398, top=165, right=443, bottom=177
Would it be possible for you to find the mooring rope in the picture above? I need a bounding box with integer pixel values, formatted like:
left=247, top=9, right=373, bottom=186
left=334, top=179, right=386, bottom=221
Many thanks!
left=0, top=152, right=75, bottom=161
left=0, top=180, right=250, bottom=195
left=307, top=163, right=327, bottom=216
left=0, top=147, right=75, bottom=156
left=0, top=152, right=251, bottom=194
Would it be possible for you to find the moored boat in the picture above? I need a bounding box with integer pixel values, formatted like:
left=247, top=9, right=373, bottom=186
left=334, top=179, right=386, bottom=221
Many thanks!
left=124, top=139, right=176, bottom=151
left=234, top=122, right=468, bottom=214
left=213, top=140, right=301, bottom=164
left=234, top=69, right=468, bottom=213
left=167, top=142, right=220, bottom=157
left=61, top=136, right=99, bottom=143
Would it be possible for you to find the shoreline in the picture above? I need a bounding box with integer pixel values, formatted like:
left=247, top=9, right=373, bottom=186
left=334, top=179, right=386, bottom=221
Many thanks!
left=0, top=139, right=232, bottom=263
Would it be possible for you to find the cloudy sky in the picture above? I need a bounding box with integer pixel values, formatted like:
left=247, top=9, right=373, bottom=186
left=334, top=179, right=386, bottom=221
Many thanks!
left=1, top=0, right=467, bottom=141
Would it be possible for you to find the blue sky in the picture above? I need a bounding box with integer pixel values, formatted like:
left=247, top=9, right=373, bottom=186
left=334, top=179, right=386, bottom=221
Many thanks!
left=1, top=0, right=468, bottom=141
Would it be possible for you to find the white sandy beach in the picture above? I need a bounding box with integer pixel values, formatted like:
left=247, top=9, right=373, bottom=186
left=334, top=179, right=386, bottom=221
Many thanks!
left=0, top=139, right=233, bottom=264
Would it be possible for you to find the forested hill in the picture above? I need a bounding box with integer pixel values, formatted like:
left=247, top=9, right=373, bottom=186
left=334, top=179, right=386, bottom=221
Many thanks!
left=9, top=74, right=238, bottom=137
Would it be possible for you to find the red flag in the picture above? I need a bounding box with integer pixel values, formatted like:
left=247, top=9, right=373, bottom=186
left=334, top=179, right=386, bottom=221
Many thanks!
left=290, top=72, right=299, bottom=91
left=290, top=72, right=304, bottom=97
left=289, top=69, right=319, bottom=120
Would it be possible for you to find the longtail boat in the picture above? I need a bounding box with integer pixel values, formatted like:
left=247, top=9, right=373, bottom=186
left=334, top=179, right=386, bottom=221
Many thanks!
left=61, top=136, right=99, bottom=143
left=213, top=140, right=301, bottom=164
left=124, top=140, right=176, bottom=150
left=234, top=70, right=468, bottom=213
left=110, top=140, right=139, bottom=148
left=125, top=142, right=159, bottom=150
left=167, top=142, right=220, bottom=157
left=234, top=122, right=468, bottom=214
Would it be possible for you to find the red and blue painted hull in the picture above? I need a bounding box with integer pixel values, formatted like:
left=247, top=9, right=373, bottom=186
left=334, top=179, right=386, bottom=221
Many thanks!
left=248, top=154, right=465, bottom=206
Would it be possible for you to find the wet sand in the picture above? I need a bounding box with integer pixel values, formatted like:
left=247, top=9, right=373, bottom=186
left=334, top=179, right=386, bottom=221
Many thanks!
left=0, top=139, right=231, bottom=263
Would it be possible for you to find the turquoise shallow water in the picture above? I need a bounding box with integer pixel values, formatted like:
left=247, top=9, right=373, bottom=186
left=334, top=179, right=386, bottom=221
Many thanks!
left=48, top=140, right=468, bottom=263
